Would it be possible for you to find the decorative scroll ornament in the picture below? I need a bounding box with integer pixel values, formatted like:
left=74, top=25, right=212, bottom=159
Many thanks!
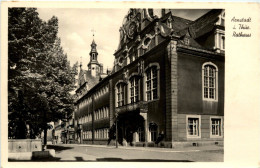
left=158, top=23, right=172, bottom=37
left=145, top=9, right=154, bottom=22
left=154, top=22, right=160, bottom=35
left=140, top=34, right=154, bottom=50
left=123, top=69, right=129, bottom=81
left=118, top=56, right=124, bottom=68
left=126, top=21, right=139, bottom=39
left=119, top=27, right=127, bottom=43
left=138, top=59, right=144, bottom=75
left=124, top=9, right=140, bottom=39
left=215, top=10, right=225, bottom=26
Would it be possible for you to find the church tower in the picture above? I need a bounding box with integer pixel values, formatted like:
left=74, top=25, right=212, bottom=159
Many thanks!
left=88, top=39, right=101, bottom=77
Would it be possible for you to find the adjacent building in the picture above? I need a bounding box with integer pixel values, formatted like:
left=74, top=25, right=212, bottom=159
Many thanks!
left=74, top=9, right=225, bottom=148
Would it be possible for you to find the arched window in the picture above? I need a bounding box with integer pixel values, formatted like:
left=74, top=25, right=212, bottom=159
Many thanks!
left=116, top=82, right=125, bottom=107
left=202, top=63, right=218, bottom=101
left=129, top=76, right=139, bottom=104
left=145, top=65, right=159, bottom=101
left=149, top=123, right=158, bottom=142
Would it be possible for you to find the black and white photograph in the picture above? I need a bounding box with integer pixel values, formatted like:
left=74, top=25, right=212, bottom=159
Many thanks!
left=2, top=2, right=260, bottom=167
left=6, top=7, right=225, bottom=162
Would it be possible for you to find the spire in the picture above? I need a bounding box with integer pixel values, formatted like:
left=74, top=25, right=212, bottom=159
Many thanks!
left=91, top=28, right=96, bottom=40
left=90, top=29, right=97, bottom=54
left=80, top=56, right=82, bottom=70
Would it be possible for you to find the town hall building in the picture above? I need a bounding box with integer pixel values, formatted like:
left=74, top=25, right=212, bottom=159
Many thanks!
left=74, top=9, right=225, bottom=148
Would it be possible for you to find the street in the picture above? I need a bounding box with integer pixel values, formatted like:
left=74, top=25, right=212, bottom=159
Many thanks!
left=40, top=144, right=223, bottom=162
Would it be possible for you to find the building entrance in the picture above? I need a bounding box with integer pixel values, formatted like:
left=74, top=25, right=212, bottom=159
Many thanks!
left=117, top=112, right=144, bottom=146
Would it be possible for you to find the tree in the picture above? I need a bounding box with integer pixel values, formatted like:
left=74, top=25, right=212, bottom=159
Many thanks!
left=8, top=8, right=78, bottom=144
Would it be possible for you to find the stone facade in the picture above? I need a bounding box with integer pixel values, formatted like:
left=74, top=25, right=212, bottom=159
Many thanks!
left=74, top=9, right=225, bottom=148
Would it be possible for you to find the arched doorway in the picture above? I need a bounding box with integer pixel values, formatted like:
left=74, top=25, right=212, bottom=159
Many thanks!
left=116, top=112, right=145, bottom=146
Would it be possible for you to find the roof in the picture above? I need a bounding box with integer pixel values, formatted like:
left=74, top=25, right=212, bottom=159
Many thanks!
left=161, top=11, right=192, bottom=31
left=76, top=69, right=100, bottom=94
left=84, top=70, right=100, bottom=90
left=90, top=39, right=97, bottom=53
left=188, top=9, right=223, bottom=39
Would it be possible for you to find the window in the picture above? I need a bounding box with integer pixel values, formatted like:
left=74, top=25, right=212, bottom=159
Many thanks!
left=203, top=63, right=218, bottom=101
left=130, top=77, right=139, bottom=104
left=184, top=37, right=190, bottom=45
left=187, top=115, right=201, bottom=138
left=210, top=117, right=223, bottom=138
left=116, top=83, right=125, bottom=107
left=145, top=66, right=158, bottom=101
left=188, top=118, right=199, bottom=136
left=137, top=127, right=145, bottom=142
left=149, top=123, right=158, bottom=142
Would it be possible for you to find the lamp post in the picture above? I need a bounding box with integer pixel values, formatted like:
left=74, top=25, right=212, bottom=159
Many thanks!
left=115, top=113, right=118, bottom=148
left=78, top=124, right=82, bottom=144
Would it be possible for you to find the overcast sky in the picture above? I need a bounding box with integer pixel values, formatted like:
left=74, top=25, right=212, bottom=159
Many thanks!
left=37, top=8, right=210, bottom=71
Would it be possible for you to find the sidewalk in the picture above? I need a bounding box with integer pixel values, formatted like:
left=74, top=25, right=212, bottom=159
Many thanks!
left=59, top=143, right=223, bottom=152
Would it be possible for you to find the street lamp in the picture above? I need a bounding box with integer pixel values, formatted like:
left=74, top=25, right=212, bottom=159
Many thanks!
left=78, top=124, right=82, bottom=144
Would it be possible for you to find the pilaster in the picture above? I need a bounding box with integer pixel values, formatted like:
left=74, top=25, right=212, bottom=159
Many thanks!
left=109, top=79, right=114, bottom=127
left=165, top=40, right=178, bottom=142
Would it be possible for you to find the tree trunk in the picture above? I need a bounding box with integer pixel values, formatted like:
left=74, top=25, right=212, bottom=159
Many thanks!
left=43, top=126, right=47, bottom=151
left=43, top=109, right=47, bottom=151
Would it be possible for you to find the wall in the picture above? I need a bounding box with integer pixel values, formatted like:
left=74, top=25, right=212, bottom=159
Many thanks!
left=197, top=32, right=215, bottom=50
left=177, top=51, right=224, bottom=116
left=8, top=139, right=42, bottom=153
left=177, top=114, right=224, bottom=142
left=111, top=44, right=168, bottom=134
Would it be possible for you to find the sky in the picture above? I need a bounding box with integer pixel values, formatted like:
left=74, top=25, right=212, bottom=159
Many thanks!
left=37, top=8, right=210, bottom=71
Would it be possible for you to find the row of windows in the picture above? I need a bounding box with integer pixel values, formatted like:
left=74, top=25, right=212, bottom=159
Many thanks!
left=187, top=115, right=223, bottom=138
left=83, top=128, right=110, bottom=140
left=94, top=128, right=109, bottom=139
left=76, top=86, right=88, bottom=100
left=115, top=62, right=218, bottom=107
left=136, top=124, right=159, bottom=142
left=83, top=131, right=92, bottom=139
left=116, top=65, right=159, bottom=107
left=78, top=97, right=92, bottom=109
left=137, top=116, right=222, bottom=142
left=94, top=85, right=109, bottom=100
left=78, top=114, right=93, bottom=124
left=94, top=106, right=109, bottom=120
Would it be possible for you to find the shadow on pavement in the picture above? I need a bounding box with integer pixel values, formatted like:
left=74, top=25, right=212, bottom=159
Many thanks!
left=9, top=157, right=193, bottom=162
left=75, top=157, right=84, bottom=161
left=9, top=156, right=62, bottom=162
left=47, top=145, right=73, bottom=153
left=95, top=158, right=193, bottom=162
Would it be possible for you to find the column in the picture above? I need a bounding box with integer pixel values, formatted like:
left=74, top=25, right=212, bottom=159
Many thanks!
left=133, top=132, right=139, bottom=143
left=140, top=112, right=148, bottom=144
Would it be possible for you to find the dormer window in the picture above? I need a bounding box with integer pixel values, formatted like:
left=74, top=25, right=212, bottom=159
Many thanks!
left=118, top=56, right=124, bottom=66
left=184, top=37, right=190, bottom=45
left=167, top=17, right=173, bottom=29
left=214, top=29, right=225, bottom=53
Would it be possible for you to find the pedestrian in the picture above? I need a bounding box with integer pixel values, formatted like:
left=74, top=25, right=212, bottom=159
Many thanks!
left=107, top=127, right=116, bottom=145
left=155, top=131, right=164, bottom=145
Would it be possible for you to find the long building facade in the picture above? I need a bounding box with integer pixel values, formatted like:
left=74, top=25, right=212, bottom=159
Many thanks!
left=74, top=9, right=225, bottom=148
